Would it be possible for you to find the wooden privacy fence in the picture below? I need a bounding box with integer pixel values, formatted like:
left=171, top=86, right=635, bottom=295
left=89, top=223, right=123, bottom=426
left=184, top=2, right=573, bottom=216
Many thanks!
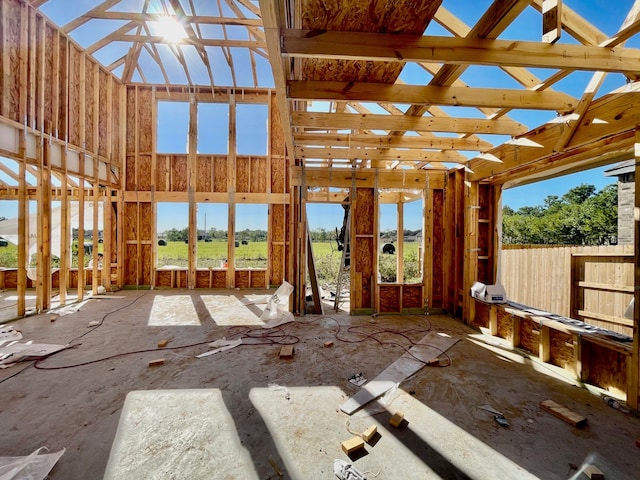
left=501, top=245, right=634, bottom=337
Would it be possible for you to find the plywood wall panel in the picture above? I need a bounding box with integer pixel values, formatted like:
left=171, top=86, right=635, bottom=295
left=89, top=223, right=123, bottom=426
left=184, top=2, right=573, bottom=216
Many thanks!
left=139, top=202, right=152, bottom=241
left=85, top=60, right=95, bottom=152
left=156, top=155, right=169, bottom=192
left=271, top=156, right=286, bottom=193
left=271, top=204, right=285, bottom=242
left=235, top=270, right=250, bottom=288
left=251, top=157, right=267, bottom=193
left=111, top=83, right=121, bottom=166
left=4, top=0, right=21, bottom=122
left=355, top=236, right=373, bottom=308
left=98, top=71, right=108, bottom=158
left=402, top=285, right=422, bottom=310
left=212, top=270, right=226, bottom=288
left=236, top=157, right=250, bottom=192
left=355, top=188, right=374, bottom=235
left=138, top=155, right=152, bottom=191
left=212, top=156, right=227, bottom=192
left=497, top=308, right=513, bottom=340
left=250, top=270, right=266, bottom=288
left=126, top=88, right=136, bottom=153
left=125, top=244, right=137, bottom=285
left=432, top=189, right=444, bottom=307
left=473, top=300, right=489, bottom=328
left=43, top=23, right=55, bottom=134
left=270, top=243, right=284, bottom=286
left=141, top=244, right=152, bottom=285
left=380, top=285, right=400, bottom=312
left=269, top=93, right=284, bottom=156
left=171, top=155, right=188, bottom=192
left=549, top=330, right=575, bottom=373
left=68, top=45, right=81, bottom=146
left=196, top=156, right=212, bottom=192
left=125, top=156, right=136, bottom=191
left=123, top=202, right=138, bottom=241
left=519, top=318, right=539, bottom=355
left=196, top=270, right=210, bottom=288
left=57, top=35, right=68, bottom=142
left=584, top=341, right=627, bottom=395
left=156, top=270, right=172, bottom=287
left=137, top=87, right=153, bottom=153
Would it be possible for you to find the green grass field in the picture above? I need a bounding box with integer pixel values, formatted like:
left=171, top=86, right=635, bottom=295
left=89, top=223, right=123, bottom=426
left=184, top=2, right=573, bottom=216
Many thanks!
left=0, top=239, right=423, bottom=286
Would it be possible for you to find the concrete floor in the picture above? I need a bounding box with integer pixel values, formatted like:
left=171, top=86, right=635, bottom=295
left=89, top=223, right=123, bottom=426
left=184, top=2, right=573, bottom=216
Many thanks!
left=1, top=289, right=639, bottom=479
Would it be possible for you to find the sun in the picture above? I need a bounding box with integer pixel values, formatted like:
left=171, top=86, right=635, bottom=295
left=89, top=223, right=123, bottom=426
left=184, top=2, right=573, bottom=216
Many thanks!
left=157, top=15, right=187, bottom=44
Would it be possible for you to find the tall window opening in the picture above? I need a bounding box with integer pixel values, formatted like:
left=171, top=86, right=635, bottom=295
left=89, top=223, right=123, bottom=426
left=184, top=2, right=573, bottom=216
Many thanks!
left=197, top=103, right=229, bottom=154
left=197, top=203, right=228, bottom=268
left=157, top=101, right=189, bottom=153
left=236, top=104, right=268, bottom=155
left=156, top=203, right=189, bottom=268
left=234, top=204, right=267, bottom=268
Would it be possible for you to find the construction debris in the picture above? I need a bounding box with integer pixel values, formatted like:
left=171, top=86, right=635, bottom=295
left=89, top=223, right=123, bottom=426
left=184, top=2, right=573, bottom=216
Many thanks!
left=279, top=345, right=294, bottom=359
left=334, top=459, right=366, bottom=480
left=148, top=358, right=165, bottom=367
left=362, top=425, right=377, bottom=443
left=0, top=447, right=65, bottom=480
left=157, top=339, right=169, bottom=348
left=324, top=341, right=334, bottom=348
left=389, top=412, right=404, bottom=428
left=340, top=436, right=365, bottom=455
left=196, top=338, right=242, bottom=358
left=540, top=400, right=587, bottom=427
left=584, top=464, right=605, bottom=480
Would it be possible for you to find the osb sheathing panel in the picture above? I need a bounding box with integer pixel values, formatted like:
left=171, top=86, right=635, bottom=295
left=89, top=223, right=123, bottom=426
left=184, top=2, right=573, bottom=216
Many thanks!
left=42, top=23, right=55, bottom=135
left=68, top=46, right=81, bottom=146
left=584, top=340, right=627, bottom=394
left=271, top=204, right=286, bottom=242
left=477, top=257, right=489, bottom=285
left=355, top=236, right=373, bottom=308
left=98, top=71, right=109, bottom=158
left=111, top=84, right=120, bottom=166
left=195, top=270, right=210, bottom=288
left=549, top=330, right=575, bottom=373
left=355, top=189, right=374, bottom=235
left=213, top=157, right=227, bottom=192
left=123, top=203, right=138, bottom=241
left=125, top=244, right=137, bottom=285
left=236, top=157, right=250, bottom=192
left=141, top=244, right=152, bottom=284
left=251, top=157, right=268, bottom=193
left=126, top=88, right=136, bottom=153
left=271, top=157, right=286, bottom=193
left=473, top=301, right=489, bottom=329
left=196, top=156, right=213, bottom=192
left=125, top=156, right=136, bottom=191
left=3, top=0, right=21, bottom=122
left=380, top=285, right=401, bottom=312
left=269, top=94, right=284, bottom=156
left=57, top=36, right=68, bottom=142
left=85, top=61, right=95, bottom=152
left=137, top=87, right=153, bottom=153
left=212, top=270, right=226, bottom=288
left=519, top=318, right=539, bottom=355
left=478, top=184, right=491, bottom=221
left=171, top=156, right=188, bottom=192
left=403, top=285, right=422, bottom=309
left=140, top=203, right=152, bottom=241
left=156, top=155, right=169, bottom=191
left=432, top=189, right=444, bottom=307
left=250, top=270, right=266, bottom=288
left=156, top=270, right=171, bottom=287
left=235, top=271, right=250, bottom=288
left=497, top=308, right=513, bottom=340
left=138, top=155, right=152, bottom=191
left=270, top=243, right=284, bottom=286
left=300, top=0, right=441, bottom=83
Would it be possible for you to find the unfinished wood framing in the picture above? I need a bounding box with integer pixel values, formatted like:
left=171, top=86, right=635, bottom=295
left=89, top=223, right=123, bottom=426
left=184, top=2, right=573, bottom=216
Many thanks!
left=1, top=0, right=640, bottom=414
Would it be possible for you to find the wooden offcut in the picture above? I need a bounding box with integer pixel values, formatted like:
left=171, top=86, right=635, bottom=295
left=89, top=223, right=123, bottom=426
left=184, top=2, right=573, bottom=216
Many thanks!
left=279, top=345, right=294, bottom=359
left=540, top=400, right=587, bottom=427
left=362, top=425, right=377, bottom=443
left=389, top=412, right=404, bottom=428
left=340, top=436, right=365, bottom=455
left=157, top=339, right=169, bottom=348
left=148, top=358, right=165, bottom=367
left=584, top=464, right=604, bottom=480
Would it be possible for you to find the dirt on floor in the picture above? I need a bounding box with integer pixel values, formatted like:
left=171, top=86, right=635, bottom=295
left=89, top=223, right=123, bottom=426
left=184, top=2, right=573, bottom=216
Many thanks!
left=0, top=289, right=639, bottom=479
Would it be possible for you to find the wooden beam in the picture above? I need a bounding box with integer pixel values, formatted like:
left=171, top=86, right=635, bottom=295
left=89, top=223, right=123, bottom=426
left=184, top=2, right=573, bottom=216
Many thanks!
left=294, top=133, right=493, bottom=151
left=292, top=112, right=527, bottom=136
left=630, top=127, right=640, bottom=410
left=295, top=146, right=465, bottom=163
left=62, top=0, right=123, bottom=33
left=542, top=0, right=562, bottom=44
left=282, top=30, right=640, bottom=76
left=78, top=12, right=263, bottom=26
left=288, top=81, right=578, bottom=112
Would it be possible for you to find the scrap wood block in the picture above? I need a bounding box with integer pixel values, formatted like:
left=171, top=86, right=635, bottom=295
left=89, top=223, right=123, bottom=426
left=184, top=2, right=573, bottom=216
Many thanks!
left=540, top=400, right=587, bottom=427
left=584, top=464, right=604, bottom=480
left=157, top=339, right=169, bottom=348
left=279, top=345, right=294, bottom=359
left=341, top=436, right=365, bottom=455
left=324, top=340, right=334, bottom=348
left=389, top=412, right=404, bottom=428
left=362, top=425, right=377, bottom=443
left=148, top=358, right=165, bottom=367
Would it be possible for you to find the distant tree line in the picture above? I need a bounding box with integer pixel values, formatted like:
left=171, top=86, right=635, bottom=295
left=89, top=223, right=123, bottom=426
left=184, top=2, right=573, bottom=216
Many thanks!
left=502, top=183, right=618, bottom=245
left=162, top=228, right=267, bottom=242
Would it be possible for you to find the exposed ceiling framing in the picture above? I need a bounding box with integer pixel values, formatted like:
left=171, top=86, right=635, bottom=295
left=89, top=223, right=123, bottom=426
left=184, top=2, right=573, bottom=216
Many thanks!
left=29, top=0, right=640, bottom=185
